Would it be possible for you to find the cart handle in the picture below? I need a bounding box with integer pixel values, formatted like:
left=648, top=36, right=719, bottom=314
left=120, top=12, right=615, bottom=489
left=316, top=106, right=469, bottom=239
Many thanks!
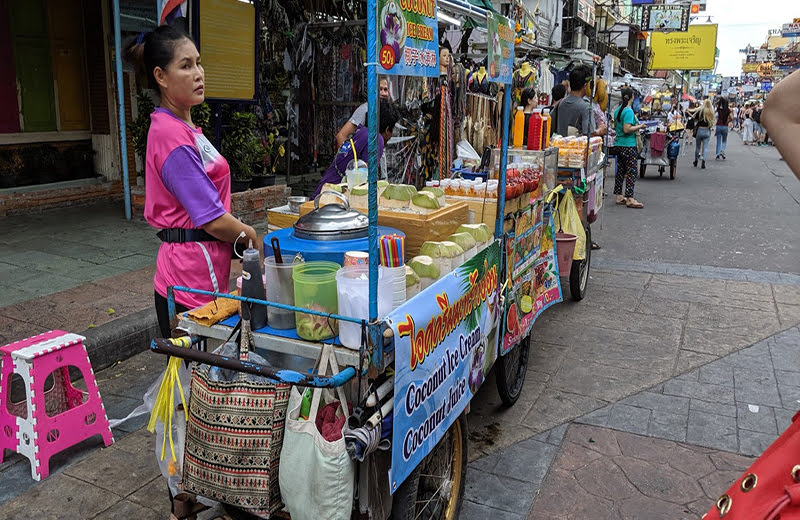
left=150, top=337, right=357, bottom=388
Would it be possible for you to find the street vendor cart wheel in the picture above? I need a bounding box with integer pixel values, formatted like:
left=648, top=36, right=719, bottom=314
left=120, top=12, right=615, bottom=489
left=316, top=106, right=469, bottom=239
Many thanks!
left=670, top=159, right=677, bottom=180
left=392, top=413, right=468, bottom=520
left=568, top=224, right=591, bottom=301
left=496, top=334, right=531, bottom=406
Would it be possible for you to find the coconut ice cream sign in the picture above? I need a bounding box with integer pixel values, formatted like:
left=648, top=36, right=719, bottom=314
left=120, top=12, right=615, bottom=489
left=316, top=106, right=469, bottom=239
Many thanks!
left=488, top=12, right=515, bottom=84
left=377, top=0, right=439, bottom=77
left=387, top=241, right=501, bottom=490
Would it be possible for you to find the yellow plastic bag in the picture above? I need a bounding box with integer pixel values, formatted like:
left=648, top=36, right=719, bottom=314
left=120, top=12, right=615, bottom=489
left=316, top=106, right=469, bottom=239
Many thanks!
left=556, top=190, right=586, bottom=260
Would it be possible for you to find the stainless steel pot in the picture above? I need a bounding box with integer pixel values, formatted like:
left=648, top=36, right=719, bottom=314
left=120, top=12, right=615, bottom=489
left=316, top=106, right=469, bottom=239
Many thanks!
left=293, top=191, right=368, bottom=241
left=287, top=196, right=308, bottom=214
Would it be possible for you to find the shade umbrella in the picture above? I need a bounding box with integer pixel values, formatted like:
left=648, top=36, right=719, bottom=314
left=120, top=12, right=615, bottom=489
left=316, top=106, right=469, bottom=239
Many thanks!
left=681, top=93, right=697, bottom=102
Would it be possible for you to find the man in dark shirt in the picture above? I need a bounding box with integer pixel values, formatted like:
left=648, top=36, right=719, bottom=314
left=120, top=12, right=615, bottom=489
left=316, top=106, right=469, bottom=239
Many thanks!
left=551, top=66, right=595, bottom=137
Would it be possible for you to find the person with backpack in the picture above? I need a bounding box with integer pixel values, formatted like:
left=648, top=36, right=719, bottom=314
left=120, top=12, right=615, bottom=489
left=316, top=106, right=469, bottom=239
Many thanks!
left=715, top=97, right=731, bottom=160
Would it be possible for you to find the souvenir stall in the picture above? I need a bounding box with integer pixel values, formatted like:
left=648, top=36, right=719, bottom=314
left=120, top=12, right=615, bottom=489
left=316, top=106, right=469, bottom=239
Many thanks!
left=145, top=2, right=591, bottom=519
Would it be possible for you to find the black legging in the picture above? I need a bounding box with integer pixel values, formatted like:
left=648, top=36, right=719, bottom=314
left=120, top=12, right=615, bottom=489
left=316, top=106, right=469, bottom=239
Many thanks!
left=154, top=291, right=189, bottom=338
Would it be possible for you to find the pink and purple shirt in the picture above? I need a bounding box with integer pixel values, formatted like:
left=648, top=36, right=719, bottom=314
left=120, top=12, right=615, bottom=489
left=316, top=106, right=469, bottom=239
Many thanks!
left=145, top=107, right=232, bottom=309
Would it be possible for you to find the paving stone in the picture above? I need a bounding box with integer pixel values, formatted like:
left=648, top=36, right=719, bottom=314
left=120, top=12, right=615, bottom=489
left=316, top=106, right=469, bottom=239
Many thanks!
left=618, top=495, right=698, bottom=520
left=686, top=303, right=782, bottom=337
left=529, top=423, right=568, bottom=446
left=523, top=390, right=608, bottom=433
left=698, top=363, right=734, bottom=386
left=736, top=404, right=777, bottom=435
left=738, top=429, right=779, bottom=457
left=468, top=452, right=501, bottom=474
left=770, top=333, right=800, bottom=372
left=548, top=359, right=658, bottom=403
left=725, top=279, right=776, bottom=299
left=708, top=450, right=757, bottom=472
left=126, top=477, right=172, bottom=514
left=615, top=454, right=706, bottom=503
left=526, top=468, right=581, bottom=519
left=778, top=385, right=800, bottom=410
left=686, top=410, right=737, bottom=452
left=699, top=469, right=753, bottom=501
left=775, top=369, right=800, bottom=388
left=663, top=379, right=735, bottom=405
left=574, top=456, right=639, bottom=500
left=733, top=368, right=783, bottom=408
left=0, top=474, right=122, bottom=519
left=464, top=468, right=535, bottom=514
left=575, top=405, right=611, bottom=427
left=619, top=391, right=690, bottom=415
left=64, top=442, right=160, bottom=495
left=681, top=327, right=761, bottom=357
left=772, top=284, right=800, bottom=305
left=567, top=423, right=622, bottom=458
left=776, top=303, right=800, bottom=327
left=635, top=297, right=690, bottom=319
left=647, top=410, right=688, bottom=442
left=494, top=440, right=558, bottom=484
left=775, top=408, right=796, bottom=432
left=462, top=500, right=526, bottom=520
left=665, top=443, right=716, bottom=477
left=674, top=350, right=720, bottom=375
left=605, top=403, right=651, bottom=435
left=93, top=498, right=162, bottom=520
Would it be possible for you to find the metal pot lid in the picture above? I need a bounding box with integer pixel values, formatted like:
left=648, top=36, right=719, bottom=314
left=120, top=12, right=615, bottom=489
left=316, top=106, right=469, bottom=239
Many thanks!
left=294, top=191, right=369, bottom=241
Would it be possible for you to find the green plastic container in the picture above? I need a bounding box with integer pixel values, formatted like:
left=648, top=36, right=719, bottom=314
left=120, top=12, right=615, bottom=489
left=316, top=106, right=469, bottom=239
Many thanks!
left=292, top=261, right=340, bottom=341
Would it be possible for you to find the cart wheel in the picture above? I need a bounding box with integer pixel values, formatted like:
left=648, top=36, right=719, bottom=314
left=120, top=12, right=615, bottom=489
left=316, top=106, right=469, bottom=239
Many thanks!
left=569, top=224, right=591, bottom=301
left=670, top=159, right=677, bottom=180
left=391, top=413, right=468, bottom=520
left=496, top=334, right=531, bottom=406
left=639, top=162, right=646, bottom=178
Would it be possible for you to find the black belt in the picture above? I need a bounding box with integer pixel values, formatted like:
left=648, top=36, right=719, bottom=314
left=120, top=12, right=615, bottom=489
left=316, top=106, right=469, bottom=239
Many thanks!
left=157, top=228, right=219, bottom=243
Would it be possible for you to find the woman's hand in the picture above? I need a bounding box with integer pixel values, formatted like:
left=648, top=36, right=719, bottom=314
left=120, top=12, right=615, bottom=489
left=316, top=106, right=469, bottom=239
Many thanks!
left=202, top=213, right=259, bottom=247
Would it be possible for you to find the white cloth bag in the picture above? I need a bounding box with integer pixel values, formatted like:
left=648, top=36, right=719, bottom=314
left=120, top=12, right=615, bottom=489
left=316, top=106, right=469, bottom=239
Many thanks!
left=279, top=344, right=354, bottom=520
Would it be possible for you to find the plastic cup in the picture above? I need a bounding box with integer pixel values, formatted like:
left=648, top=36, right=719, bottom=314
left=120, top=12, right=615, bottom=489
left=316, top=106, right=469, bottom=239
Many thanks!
left=293, top=261, right=340, bottom=341
left=344, top=251, right=369, bottom=267
left=336, top=266, right=392, bottom=350
left=264, top=256, right=297, bottom=330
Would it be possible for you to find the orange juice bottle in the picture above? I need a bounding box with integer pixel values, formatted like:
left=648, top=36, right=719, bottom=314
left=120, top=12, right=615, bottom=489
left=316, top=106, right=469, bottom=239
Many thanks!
left=542, top=109, right=552, bottom=149
left=513, top=107, right=525, bottom=148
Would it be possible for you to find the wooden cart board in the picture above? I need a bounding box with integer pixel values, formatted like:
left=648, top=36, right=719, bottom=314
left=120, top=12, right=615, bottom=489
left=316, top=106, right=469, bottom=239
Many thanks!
left=267, top=205, right=300, bottom=231
left=299, top=200, right=470, bottom=258
left=445, top=196, right=498, bottom=228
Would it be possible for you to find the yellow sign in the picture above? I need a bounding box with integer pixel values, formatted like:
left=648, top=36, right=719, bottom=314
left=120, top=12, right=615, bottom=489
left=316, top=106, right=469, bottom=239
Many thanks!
left=199, top=0, right=256, bottom=100
left=649, top=24, right=718, bottom=71
left=742, top=63, right=759, bottom=73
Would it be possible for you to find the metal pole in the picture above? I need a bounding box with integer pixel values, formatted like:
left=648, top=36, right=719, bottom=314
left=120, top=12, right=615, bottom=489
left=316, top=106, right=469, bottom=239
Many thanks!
left=366, top=0, right=382, bottom=371
left=112, top=0, right=132, bottom=220
left=495, top=85, right=512, bottom=239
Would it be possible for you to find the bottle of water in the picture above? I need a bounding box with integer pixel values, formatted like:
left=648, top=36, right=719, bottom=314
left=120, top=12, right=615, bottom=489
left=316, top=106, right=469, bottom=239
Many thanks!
left=240, top=241, right=267, bottom=330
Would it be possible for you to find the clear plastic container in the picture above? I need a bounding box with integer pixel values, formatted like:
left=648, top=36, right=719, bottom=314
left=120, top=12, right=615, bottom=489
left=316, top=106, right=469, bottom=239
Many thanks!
left=293, top=261, right=340, bottom=341
left=335, top=266, right=392, bottom=350
left=264, top=256, right=299, bottom=330
left=345, top=159, right=368, bottom=191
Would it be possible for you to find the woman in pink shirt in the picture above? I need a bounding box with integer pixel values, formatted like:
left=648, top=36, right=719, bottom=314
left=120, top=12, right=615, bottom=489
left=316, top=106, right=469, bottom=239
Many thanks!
left=125, top=26, right=257, bottom=338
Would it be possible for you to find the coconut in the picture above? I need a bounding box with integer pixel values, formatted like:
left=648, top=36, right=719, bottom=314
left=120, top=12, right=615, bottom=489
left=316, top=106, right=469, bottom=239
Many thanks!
left=405, top=265, right=421, bottom=298
left=441, top=240, right=465, bottom=270
left=410, top=191, right=441, bottom=214
left=457, top=223, right=492, bottom=251
left=419, top=242, right=452, bottom=276
left=448, top=232, right=478, bottom=261
left=319, top=183, right=346, bottom=206
left=421, top=186, right=446, bottom=207
left=347, top=184, right=369, bottom=209
left=408, top=256, right=441, bottom=289
left=380, top=184, right=417, bottom=209
left=377, top=179, right=389, bottom=199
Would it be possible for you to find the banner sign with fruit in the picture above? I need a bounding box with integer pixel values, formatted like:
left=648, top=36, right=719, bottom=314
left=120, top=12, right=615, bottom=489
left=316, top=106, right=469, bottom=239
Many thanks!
left=388, top=241, right=501, bottom=490
left=487, top=12, right=515, bottom=84
left=502, top=207, right=562, bottom=354
left=377, top=0, right=439, bottom=77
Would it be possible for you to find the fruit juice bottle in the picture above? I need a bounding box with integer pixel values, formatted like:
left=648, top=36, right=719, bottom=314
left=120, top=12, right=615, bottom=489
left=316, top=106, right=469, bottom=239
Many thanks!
left=542, top=109, right=552, bottom=149
left=513, top=107, right=525, bottom=148
left=526, top=110, right=543, bottom=151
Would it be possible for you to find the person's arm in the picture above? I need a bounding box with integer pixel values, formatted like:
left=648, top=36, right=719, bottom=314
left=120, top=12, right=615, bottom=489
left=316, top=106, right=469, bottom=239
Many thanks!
left=622, top=109, right=644, bottom=134
left=763, top=69, right=800, bottom=179
left=335, top=121, right=358, bottom=150
left=203, top=213, right=257, bottom=245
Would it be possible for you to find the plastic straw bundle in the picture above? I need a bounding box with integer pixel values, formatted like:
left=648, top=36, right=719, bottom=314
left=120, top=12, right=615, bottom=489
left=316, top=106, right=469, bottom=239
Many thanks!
left=379, top=234, right=405, bottom=267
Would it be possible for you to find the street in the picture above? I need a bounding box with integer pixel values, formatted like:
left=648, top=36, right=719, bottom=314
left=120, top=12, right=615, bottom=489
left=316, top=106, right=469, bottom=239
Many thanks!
left=0, top=133, right=798, bottom=519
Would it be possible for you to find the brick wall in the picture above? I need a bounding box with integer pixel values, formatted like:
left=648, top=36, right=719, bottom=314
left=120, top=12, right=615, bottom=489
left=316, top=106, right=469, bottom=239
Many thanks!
left=132, top=184, right=291, bottom=227
left=0, top=181, right=124, bottom=216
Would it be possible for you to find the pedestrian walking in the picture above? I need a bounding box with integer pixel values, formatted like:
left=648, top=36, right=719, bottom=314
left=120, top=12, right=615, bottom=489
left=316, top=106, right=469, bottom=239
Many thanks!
left=612, top=88, right=646, bottom=208
left=763, top=69, right=800, bottom=180
left=752, top=103, right=764, bottom=144
left=691, top=99, right=714, bottom=169
left=715, top=98, right=730, bottom=160
left=684, top=101, right=696, bottom=149
left=742, top=105, right=755, bottom=145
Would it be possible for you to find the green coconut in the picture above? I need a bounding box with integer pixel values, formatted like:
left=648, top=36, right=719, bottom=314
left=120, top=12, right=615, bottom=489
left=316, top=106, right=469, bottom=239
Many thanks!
left=377, top=180, right=389, bottom=188
left=421, top=186, right=446, bottom=207
left=380, top=184, right=417, bottom=209
left=409, top=256, right=441, bottom=289
left=457, top=223, right=492, bottom=244
left=419, top=241, right=445, bottom=259
left=405, top=265, right=420, bottom=287
left=350, top=184, right=369, bottom=196
left=448, top=232, right=477, bottom=252
left=411, top=192, right=441, bottom=214
left=347, top=184, right=369, bottom=208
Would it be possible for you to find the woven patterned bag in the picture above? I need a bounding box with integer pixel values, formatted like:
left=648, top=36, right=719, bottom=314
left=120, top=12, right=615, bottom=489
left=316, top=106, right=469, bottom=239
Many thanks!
left=183, top=314, right=290, bottom=518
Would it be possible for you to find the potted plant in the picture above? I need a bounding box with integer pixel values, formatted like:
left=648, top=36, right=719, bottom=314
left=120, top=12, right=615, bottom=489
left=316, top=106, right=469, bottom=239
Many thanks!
left=0, top=150, right=23, bottom=189
left=222, top=111, right=263, bottom=192
left=131, top=91, right=155, bottom=170
left=252, top=129, right=284, bottom=188
left=191, top=102, right=213, bottom=140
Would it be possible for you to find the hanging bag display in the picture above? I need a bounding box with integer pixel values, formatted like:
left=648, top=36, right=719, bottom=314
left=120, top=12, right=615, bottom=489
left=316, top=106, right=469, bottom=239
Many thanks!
left=703, top=410, right=800, bottom=519
left=183, top=307, right=290, bottom=519
left=279, top=344, right=355, bottom=520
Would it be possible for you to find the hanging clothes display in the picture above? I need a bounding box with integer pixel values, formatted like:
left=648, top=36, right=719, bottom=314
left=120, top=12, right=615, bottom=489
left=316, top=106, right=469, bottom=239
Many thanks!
left=511, top=64, right=536, bottom=107
left=537, top=60, right=554, bottom=104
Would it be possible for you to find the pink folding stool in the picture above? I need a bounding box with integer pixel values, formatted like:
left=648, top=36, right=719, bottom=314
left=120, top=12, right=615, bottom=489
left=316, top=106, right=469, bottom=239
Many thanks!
left=1, top=330, right=114, bottom=480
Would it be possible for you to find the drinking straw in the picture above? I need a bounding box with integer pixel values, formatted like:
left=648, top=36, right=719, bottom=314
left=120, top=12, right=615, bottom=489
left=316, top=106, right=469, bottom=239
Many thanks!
left=379, top=234, right=405, bottom=267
